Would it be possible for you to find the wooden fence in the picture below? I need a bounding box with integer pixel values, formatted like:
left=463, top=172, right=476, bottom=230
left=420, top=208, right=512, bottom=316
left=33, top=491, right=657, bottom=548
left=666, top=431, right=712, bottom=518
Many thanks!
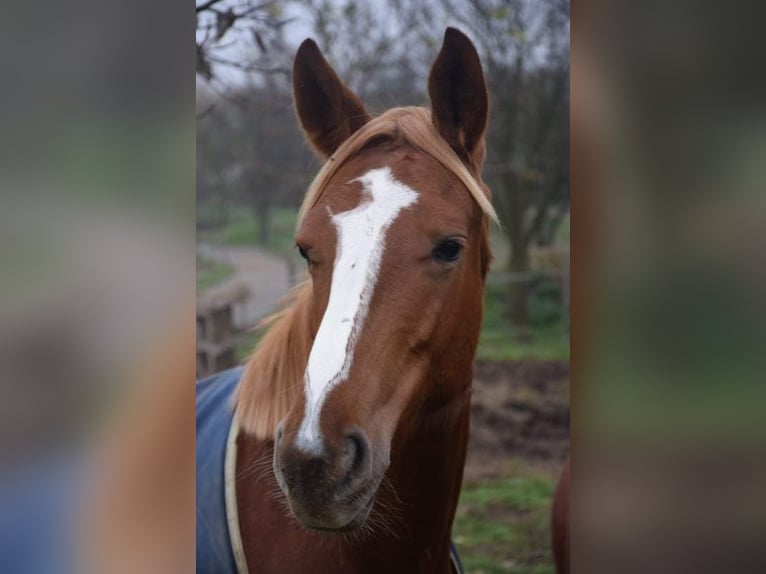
left=196, top=300, right=238, bottom=378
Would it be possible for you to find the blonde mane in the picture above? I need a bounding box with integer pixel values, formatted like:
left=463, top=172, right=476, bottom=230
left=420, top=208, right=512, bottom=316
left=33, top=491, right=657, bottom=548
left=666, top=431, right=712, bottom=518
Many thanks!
left=235, top=106, right=496, bottom=439
left=298, top=107, right=497, bottom=226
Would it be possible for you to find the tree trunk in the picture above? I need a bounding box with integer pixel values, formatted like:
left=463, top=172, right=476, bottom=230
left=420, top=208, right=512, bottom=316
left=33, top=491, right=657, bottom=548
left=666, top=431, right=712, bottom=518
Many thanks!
left=537, top=206, right=566, bottom=247
left=509, top=236, right=532, bottom=340
left=506, top=188, right=532, bottom=340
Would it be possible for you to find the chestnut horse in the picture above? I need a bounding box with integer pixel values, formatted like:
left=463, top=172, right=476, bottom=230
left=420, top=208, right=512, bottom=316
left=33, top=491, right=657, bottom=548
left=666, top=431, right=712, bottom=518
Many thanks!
left=198, top=28, right=497, bottom=574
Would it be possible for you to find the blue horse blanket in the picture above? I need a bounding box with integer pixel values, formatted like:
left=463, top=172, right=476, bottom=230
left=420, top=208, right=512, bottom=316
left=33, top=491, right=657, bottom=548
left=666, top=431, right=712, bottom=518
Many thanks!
left=196, top=367, right=243, bottom=574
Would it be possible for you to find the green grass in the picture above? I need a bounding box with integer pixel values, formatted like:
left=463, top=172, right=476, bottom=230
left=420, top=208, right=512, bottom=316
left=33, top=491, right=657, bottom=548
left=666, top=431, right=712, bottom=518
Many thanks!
left=481, top=223, right=570, bottom=361
left=478, top=324, right=570, bottom=361
left=202, top=207, right=299, bottom=256
left=454, top=466, right=556, bottom=574
left=196, top=257, right=234, bottom=292
left=478, top=281, right=570, bottom=361
left=459, top=477, right=555, bottom=512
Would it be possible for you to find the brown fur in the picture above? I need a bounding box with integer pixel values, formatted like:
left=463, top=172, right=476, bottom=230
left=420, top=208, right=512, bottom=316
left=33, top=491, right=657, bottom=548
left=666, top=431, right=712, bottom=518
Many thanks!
left=292, top=39, right=370, bottom=159
left=428, top=28, right=489, bottom=168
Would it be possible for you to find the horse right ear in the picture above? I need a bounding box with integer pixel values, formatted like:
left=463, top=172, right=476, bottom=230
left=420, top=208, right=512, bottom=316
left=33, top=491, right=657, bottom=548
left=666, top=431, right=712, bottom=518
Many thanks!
left=293, top=39, right=370, bottom=160
left=428, top=28, right=488, bottom=169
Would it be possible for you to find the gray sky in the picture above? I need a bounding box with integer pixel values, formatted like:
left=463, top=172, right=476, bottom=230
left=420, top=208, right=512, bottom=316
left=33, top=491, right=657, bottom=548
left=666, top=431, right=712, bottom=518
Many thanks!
left=196, top=0, right=569, bottom=96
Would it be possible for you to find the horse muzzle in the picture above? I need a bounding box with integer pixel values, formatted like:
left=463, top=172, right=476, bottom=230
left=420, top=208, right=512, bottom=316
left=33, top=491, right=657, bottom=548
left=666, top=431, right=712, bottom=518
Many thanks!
left=273, top=425, right=381, bottom=531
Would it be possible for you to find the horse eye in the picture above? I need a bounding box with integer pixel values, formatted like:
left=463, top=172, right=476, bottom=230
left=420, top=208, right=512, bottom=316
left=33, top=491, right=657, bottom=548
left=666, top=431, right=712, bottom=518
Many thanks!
left=297, top=245, right=310, bottom=262
left=432, top=239, right=463, bottom=263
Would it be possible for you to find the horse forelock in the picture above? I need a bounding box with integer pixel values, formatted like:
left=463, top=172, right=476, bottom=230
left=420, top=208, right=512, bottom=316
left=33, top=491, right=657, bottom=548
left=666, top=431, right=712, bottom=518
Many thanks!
left=298, top=106, right=497, bottom=227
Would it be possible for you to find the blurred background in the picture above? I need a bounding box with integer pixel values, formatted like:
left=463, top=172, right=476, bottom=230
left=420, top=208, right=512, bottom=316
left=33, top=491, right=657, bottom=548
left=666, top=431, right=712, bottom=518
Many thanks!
left=0, top=1, right=195, bottom=571
left=196, top=1, right=570, bottom=572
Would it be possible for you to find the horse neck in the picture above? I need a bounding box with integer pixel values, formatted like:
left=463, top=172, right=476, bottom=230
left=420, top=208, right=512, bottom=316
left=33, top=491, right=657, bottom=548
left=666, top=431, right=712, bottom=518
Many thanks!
left=237, top=357, right=474, bottom=574
left=352, top=366, right=474, bottom=571
left=382, top=379, right=470, bottom=572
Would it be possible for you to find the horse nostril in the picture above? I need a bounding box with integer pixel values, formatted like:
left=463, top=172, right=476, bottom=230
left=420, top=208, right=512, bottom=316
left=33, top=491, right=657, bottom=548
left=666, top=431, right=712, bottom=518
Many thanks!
left=342, top=428, right=370, bottom=483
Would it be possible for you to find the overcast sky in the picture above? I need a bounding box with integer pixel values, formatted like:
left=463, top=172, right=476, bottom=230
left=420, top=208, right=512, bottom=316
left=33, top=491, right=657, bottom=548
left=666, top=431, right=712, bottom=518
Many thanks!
left=197, top=0, right=568, bottom=97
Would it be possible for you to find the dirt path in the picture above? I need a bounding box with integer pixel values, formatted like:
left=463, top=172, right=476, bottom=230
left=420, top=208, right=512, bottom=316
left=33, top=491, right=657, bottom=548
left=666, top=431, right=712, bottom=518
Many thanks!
left=197, top=244, right=293, bottom=328
left=465, top=360, right=570, bottom=481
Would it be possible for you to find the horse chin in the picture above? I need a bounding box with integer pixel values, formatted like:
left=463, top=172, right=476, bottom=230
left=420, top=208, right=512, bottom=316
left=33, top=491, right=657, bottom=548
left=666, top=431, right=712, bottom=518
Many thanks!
left=292, top=490, right=377, bottom=534
left=281, top=452, right=390, bottom=534
left=302, top=495, right=375, bottom=533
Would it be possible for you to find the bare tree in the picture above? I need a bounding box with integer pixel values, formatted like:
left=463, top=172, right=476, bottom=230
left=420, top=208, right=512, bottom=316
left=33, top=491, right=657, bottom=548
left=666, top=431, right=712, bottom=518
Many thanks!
left=197, top=77, right=315, bottom=246
left=197, top=1, right=422, bottom=249
left=196, top=1, right=304, bottom=245
left=233, top=80, right=314, bottom=245
left=196, top=0, right=293, bottom=82
left=395, top=0, right=570, bottom=332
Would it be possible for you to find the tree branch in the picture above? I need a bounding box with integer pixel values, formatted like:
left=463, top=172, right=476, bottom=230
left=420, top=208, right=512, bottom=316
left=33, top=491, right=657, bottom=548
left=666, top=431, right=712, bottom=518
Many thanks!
left=206, top=55, right=288, bottom=75
left=196, top=0, right=226, bottom=14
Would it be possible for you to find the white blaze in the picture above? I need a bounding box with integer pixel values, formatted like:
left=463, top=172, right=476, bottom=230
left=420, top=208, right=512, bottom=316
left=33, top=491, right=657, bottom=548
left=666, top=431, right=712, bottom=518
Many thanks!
left=296, top=167, right=418, bottom=453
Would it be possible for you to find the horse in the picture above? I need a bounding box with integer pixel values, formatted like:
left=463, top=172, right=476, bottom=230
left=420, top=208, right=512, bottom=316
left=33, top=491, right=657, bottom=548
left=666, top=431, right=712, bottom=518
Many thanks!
left=196, top=27, right=497, bottom=574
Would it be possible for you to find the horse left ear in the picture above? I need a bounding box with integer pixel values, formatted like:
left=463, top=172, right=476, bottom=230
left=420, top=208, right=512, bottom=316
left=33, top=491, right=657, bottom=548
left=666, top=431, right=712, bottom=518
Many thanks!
left=428, top=28, right=488, bottom=167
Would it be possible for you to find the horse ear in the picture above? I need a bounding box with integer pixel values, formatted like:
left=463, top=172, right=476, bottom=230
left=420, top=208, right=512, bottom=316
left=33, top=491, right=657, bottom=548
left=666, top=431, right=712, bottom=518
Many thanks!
left=293, top=39, right=370, bottom=159
left=428, top=28, right=488, bottom=167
